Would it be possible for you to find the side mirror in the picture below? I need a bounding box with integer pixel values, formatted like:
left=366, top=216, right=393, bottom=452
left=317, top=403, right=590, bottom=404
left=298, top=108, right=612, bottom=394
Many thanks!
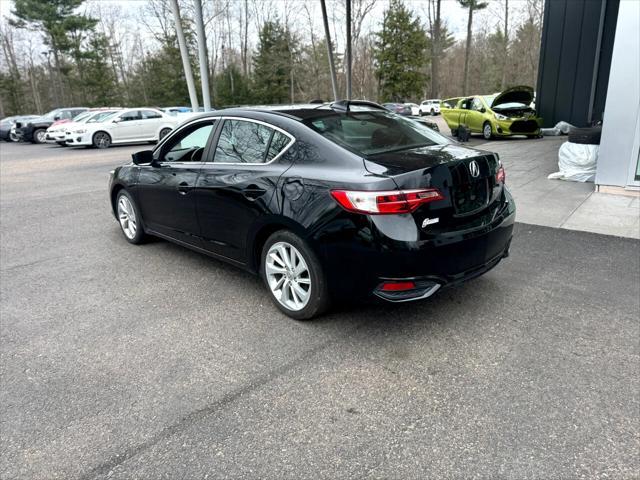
left=53, top=115, right=61, bottom=121
left=480, top=107, right=486, bottom=113
left=132, top=150, right=154, bottom=165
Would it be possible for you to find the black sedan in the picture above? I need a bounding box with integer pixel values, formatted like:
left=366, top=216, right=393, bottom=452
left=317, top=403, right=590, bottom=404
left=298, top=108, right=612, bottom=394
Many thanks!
left=109, top=101, right=515, bottom=320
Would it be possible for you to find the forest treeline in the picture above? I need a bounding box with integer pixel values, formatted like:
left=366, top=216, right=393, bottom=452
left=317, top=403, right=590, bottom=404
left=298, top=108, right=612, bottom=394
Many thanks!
left=0, top=0, right=543, bottom=116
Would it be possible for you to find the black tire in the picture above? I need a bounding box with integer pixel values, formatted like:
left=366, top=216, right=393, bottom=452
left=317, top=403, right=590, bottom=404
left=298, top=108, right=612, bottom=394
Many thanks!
left=115, top=190, right=147, bottom=244
left=568, top=126, right=601, bottom=145
left=451, top=128, right=458, bottom=138
left=56, top=141, right=68, bottom=147
left=92, top=131, right=111, bottom=149
left=482, top=121, right=493, bottom=140
left=419, top=111, right=425, bottom=117
left=260, top=230, right=330, bottom=320
left=159, top=128, right=172, bottom=141
left=32, top=129, right=46, bottom=144
left=430, top=109, right=435, bottom=115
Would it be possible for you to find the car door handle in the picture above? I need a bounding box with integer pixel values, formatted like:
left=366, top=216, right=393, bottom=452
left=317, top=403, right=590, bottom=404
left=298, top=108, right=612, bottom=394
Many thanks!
left=242, top=185, right=266, bottom=201
left=177, top=182, right=192, bottom=195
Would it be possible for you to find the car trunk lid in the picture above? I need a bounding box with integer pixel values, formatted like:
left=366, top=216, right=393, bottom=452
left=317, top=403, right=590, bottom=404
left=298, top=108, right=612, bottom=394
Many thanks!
left=363, top=144, right=504, bottom=232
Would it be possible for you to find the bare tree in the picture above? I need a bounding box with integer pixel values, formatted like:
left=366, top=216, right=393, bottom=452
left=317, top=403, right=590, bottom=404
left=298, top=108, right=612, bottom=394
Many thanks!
left=459, top=0, right=488, bottom=95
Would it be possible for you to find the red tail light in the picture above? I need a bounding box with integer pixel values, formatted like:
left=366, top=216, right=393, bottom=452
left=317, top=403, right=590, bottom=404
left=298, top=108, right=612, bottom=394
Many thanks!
left=330, top=188, right=444, bottom=215
left=496, top=165, right=505, bottom=184
left=380, top=281, right=416, bottom=291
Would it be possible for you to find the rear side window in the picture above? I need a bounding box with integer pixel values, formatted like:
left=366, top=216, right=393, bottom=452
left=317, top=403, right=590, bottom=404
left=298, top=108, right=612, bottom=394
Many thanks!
left=266, top=131, right=292, bottom=161
left=141, top=110, right=162, bottom=119
left=214, top=119, right=286, bottom=164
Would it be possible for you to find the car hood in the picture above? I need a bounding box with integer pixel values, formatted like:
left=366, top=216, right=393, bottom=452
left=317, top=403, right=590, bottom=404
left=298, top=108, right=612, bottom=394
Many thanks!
left=363, top=143, right=494, bottom=177
left=490, top=86, right=534, bottom=108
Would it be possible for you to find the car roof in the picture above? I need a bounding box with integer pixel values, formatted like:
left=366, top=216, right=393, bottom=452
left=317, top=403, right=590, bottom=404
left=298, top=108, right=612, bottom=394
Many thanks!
left=177, top=102, right=394, bottom=125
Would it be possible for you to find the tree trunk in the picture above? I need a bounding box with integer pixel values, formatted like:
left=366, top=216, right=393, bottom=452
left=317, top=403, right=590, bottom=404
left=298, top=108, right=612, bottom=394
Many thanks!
left=501, top=0, right=509, bottom=89
left=462, top=6, right=473, bottom=95
left=242, top=0, right=249, bottom=76
left=430, top=0, right=441, bottom=98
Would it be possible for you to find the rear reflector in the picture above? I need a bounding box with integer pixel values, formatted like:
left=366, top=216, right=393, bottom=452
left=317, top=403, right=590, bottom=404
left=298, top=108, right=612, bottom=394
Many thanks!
left=330, top=188, right=444, bottom=215
left=380, top=281, right=416, bottom=291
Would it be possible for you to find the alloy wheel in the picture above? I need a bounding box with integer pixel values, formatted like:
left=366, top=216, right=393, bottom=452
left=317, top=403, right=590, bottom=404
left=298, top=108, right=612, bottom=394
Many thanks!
left=117, top=195, right=137, bottom=240
left=483, top=123, right=492, bottom=140
left=265, top=241, right=311, bottom=311
left=94, top=132, right=110, bottom=148
left=35, top=130, right=46, bottom=143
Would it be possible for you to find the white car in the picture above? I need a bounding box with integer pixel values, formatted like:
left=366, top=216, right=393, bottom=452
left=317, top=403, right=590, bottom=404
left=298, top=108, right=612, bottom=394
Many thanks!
left=65, top=108, right=177, bottom=149
left=419, top=99, right=441, bottom=116
left=46, top=110, right=119, bottom=146
left=405, top=103, right=420, bottom=116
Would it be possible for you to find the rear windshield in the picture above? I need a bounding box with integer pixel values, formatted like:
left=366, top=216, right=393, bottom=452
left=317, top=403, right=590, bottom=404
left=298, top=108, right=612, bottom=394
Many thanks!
left=304, top=110, right=449, bottom=156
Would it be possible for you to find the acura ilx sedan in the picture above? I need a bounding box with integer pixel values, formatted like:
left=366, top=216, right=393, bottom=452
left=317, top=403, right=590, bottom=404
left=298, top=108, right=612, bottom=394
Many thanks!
left=109, top=101, right=515, bottom=320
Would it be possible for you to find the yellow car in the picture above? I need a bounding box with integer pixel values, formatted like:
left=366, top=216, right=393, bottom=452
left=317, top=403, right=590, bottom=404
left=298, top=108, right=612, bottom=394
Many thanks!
left=441, top=86, right=542, bottom=140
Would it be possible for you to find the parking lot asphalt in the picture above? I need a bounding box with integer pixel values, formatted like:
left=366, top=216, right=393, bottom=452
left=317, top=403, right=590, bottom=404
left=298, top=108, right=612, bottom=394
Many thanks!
left=1, top=141, right=638, bottom=479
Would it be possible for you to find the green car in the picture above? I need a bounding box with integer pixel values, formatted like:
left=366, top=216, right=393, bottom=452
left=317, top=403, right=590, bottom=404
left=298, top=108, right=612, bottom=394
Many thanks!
left=441, top=86, right=542, bottom=140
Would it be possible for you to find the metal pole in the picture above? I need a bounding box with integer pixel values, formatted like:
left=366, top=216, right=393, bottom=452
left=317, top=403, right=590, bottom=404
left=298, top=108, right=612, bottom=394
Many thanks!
left=169, top=0, right=199, bottom=110
left=193, top=0, right=211, bottom=110
left=320, top=0, right=339, bottom=101
left=346, top=0, right=352, bottom=100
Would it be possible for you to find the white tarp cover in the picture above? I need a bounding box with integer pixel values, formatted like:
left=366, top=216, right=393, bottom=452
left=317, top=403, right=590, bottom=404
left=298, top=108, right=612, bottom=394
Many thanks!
left=548, top=141, right=598, bottom=182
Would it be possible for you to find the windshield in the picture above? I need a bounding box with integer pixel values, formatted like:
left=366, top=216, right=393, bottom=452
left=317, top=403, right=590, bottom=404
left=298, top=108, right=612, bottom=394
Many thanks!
left=304, top=110, right=449, bottom=156
left=42, top=109, right=62, bottom=121
left=86, top=111, right=118, bottom=123
left=72, top=112, right=93, bottom=123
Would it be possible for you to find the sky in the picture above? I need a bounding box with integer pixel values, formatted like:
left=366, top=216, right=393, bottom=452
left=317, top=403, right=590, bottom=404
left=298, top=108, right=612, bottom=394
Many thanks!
left=0, top=0, right=518, bottom=61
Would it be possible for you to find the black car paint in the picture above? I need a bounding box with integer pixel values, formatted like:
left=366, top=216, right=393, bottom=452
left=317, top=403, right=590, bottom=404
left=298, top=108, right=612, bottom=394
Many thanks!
left=110, top=108, right=515, bottom=301
left=16, top=108, right=87, bottom=142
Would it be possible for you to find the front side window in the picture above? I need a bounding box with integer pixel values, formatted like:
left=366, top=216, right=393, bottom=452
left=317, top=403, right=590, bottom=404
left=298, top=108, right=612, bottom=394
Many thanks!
left=120, top=111, right=141, bottom=122
left=162, top=121, right=215, bottom=162
left=472, top=98, right=484, bottom=111
left=306, top=110, right=449, bottom=156
left=214, top=120, right=276, bottom=164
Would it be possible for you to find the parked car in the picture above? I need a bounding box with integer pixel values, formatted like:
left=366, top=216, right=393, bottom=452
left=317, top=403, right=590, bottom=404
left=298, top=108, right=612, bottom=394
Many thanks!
left=16, top=107, right=88, bottom=143
left=441, top=86, right=542, bottom=140
left=65, top=108, right=177, bottom=149
left=409, top=116, right=440, bottom=132
left=162, top=106, right=192, bottom=116
left=405, top=103, right=420, bottom=116
left=109, top=100, right=514, bottom=320
left=47, top=110, right=121, bottom=146
left=382, top=103, right=412, bottom=116
left=419, top=99, right=441, bottom=116
left=0, top=115, right=38, bottom=142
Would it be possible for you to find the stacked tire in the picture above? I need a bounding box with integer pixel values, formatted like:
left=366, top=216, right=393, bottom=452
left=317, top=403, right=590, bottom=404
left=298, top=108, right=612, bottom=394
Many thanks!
left=568, top=126, right=601, bottom=145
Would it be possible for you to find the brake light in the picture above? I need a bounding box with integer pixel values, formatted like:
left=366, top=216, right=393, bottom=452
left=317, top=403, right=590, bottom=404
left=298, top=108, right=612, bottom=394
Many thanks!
left=330, top=188, right=444, bottom=215
left=380, top=281, right=416, bottom=291
left=496, top=165, right=505, bottom=184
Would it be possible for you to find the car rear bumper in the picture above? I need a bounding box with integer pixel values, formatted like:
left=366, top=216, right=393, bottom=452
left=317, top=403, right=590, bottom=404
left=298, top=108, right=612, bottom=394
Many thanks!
left=317, top=191, right=516, bottom=301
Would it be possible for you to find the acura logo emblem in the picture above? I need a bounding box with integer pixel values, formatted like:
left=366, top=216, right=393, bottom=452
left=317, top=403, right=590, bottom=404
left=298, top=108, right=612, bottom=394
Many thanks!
left=469, top=160, right=480, bottom=178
